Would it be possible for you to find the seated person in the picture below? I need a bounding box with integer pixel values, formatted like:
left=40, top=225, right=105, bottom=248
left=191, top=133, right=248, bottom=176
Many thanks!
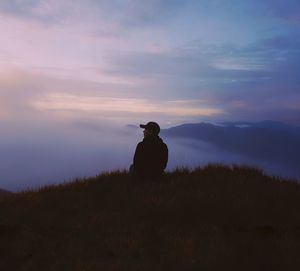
left=131, top=122, right=168, bottom=179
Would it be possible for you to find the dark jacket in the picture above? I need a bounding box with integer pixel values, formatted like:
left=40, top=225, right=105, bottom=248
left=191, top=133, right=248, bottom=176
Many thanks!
left=133, top=136, right=168, bottom=178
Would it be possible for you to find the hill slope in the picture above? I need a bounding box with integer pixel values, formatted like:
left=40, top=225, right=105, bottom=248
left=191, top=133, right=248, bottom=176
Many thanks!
left=0, top=189, right=13, bottom=199
left=1, top=165, right=300, bottom=271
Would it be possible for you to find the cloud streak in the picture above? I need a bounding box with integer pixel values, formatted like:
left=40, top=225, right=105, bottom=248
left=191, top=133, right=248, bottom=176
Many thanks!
left=32, top=93, right=223, bottom=117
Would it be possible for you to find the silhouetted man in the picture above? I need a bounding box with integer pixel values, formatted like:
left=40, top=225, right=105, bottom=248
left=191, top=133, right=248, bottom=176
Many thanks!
left=131, top=122, right=168, bottom=179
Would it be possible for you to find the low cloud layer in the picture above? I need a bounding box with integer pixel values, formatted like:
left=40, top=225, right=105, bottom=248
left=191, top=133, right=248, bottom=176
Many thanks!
left=1, top=121, right=299, bottom=191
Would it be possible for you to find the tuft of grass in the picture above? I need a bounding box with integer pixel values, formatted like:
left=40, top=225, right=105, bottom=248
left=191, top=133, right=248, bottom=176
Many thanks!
left=1, top=164, right=300, bottom=271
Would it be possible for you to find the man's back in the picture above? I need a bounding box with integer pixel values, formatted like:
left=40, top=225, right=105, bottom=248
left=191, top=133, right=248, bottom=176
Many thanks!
left=133, top=135, right=168, bottom=178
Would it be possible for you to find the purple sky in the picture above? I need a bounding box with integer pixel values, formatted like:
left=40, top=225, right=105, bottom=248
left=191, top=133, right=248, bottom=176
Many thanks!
left=0, top=0, right=300, bottom=127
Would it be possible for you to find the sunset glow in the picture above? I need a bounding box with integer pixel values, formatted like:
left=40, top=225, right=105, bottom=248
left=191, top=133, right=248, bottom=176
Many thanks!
left=32, top=93, right=223, bottom=117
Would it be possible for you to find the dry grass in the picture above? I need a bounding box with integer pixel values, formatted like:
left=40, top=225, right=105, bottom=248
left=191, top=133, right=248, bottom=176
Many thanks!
left=1, top=164, right=300, bottom=270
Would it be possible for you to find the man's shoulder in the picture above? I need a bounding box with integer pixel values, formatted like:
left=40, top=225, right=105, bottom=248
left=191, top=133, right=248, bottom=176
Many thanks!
left=159, top=138, right=168, bottom=147
left=136, top=140, right=147, bottom=149
left=136, top=141, right=145, bottom=148
left=140, top=137, right=167, bottom=148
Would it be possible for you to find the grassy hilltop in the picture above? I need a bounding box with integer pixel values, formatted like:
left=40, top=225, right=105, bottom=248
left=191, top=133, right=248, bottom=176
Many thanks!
left=1, top=164, right=300, bottom=271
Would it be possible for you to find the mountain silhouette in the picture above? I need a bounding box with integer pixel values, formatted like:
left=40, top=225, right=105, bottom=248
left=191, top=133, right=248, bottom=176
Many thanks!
left=161, top=121, right=300, bottom=174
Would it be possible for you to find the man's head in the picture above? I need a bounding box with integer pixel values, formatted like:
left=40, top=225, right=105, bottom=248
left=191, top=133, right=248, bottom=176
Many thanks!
left=140, top=121, right=160, bottom=137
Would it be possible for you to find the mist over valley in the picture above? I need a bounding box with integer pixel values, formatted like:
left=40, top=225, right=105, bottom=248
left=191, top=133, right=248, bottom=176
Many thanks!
left=1, top=120, right=299, bottom=191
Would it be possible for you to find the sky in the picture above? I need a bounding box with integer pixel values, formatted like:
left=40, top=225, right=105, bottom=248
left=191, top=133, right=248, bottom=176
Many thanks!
left=1, top=0, right=300, bottom=190
left=1, top=0, right=300, bottom=127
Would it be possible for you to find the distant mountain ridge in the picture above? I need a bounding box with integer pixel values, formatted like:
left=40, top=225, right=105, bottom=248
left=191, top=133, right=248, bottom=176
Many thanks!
left=220, top=120, right=300, bottom=134
left=161, top=121, right=300, bottom=176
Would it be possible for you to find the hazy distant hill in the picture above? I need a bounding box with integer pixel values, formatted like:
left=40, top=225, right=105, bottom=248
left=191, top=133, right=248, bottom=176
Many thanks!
left=1, top=165, right=300, bottom=270
left=221, top=120, right=300, bottom=134
left=161, top=121, right=300, bottom=172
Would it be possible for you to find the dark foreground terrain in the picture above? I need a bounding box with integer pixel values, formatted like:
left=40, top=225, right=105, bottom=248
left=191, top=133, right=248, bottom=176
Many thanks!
left=1, top=164, right=300, bottom=271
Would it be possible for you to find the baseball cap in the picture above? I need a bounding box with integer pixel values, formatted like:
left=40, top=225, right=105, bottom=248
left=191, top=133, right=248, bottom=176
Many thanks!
left=139, top=121, right=160, bottom=134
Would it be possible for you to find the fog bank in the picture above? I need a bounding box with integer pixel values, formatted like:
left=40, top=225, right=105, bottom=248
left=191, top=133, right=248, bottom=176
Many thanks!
left=0, top=121, right=299, bottom=191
